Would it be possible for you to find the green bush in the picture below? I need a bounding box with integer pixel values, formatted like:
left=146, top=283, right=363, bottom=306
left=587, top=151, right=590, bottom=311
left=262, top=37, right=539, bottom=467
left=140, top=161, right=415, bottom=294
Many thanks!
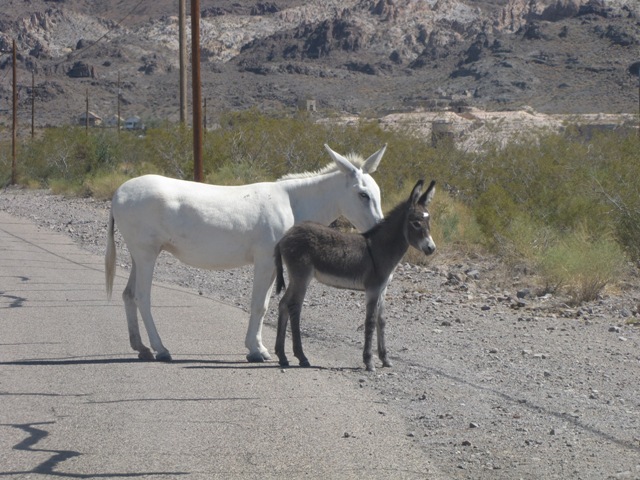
left=537, top=228, right=626, bottom=304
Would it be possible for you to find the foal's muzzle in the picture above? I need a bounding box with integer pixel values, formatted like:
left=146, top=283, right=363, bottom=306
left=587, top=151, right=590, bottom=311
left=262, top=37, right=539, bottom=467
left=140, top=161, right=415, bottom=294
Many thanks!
left=422, top=237, right=436, bottom=255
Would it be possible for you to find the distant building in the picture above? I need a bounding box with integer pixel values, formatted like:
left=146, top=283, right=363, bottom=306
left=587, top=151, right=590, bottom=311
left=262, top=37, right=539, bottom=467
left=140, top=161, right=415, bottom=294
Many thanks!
left=298, top=98, right=317, bottom=112
left=78, top=111, right=102, bottom=127
left=105, top=114, right=123, bottom=129
left=124, top=115, right=144, bottom=130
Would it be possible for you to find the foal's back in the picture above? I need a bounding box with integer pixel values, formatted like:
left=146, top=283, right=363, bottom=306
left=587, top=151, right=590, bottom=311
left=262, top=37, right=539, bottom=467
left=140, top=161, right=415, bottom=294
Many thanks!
left=276, top=221, right=372, bottom=292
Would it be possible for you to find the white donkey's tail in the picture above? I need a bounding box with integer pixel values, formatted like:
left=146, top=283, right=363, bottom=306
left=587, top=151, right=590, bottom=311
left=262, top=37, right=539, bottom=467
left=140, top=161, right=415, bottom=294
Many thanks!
left=105, top=209, right=116, bottom=300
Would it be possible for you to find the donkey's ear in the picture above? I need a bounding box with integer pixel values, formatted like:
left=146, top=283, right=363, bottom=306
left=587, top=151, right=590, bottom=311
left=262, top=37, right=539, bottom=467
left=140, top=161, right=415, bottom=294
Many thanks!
left=325, top=144, right=358, bottom=176
left=410, top=179, right=425, bottom=205
left=418, top=180, right=436, bottom=206
left=362, top=144, right=387, bottom=174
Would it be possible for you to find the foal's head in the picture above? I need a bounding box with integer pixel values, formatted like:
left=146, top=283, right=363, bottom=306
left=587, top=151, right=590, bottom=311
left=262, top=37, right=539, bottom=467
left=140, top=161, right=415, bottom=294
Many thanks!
left=406, top=179, right=436, bottom=256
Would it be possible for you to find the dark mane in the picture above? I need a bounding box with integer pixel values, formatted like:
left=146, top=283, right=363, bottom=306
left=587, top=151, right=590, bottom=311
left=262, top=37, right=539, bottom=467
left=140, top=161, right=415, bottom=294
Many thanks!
left=362, top=198, right=410, bottom=239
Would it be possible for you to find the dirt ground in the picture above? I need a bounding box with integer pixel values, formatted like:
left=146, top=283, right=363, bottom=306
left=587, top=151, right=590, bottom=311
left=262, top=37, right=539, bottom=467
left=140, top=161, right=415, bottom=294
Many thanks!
left=1, top=187, right=639, bottom=479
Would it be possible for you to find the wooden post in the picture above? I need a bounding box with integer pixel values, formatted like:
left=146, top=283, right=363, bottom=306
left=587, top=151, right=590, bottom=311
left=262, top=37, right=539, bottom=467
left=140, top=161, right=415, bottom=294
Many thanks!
left=191, top=0, right=203, bottom=182
left=117, top=72, right=121, bottom=135
left=203, top=97, right=207, bottom=136
left=85, top=88, right=89, bottom=135
left=11, top=39, right=17, bottom=185
left=31, top=70, right=35, bottom=138
left=179, top=0, right=187, bottom=125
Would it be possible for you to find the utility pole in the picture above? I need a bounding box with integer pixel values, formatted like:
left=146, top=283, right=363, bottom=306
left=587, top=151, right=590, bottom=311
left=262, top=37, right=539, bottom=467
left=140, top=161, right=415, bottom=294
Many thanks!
left=85, top=88, right=89, bottom=135
left=117, top=72, right=121, bottom=135
left=11, top=39, right=17, bottom=185
left=191, top=0, right=203, bottom=182
left=31, top=70, right=35, bottom=138
left=179, top=0, right=187, bottom=125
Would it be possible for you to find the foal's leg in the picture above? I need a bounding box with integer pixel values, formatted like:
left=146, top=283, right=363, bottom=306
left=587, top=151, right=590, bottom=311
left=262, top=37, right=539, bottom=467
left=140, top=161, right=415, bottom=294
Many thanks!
left=122, top=258, right=154, bottom=361
left=277, top=271, right=311, bottom=367
left=375, top=287, right=392, bottom=368
left=130, top=250, right=171, bottom=361
left=363, top=289, right=383, bottom=372
left=274, top=292, right=291, bottom=367
left=288, top=283, right=311, bottom=368
left=245, top=257, right=276, bottom=362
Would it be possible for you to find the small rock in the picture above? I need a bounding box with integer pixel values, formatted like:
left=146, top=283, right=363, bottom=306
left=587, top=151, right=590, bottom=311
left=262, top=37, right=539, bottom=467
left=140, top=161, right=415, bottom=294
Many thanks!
left=609, top=326, right=621, bottom=333
left=469, top=422, right=479, bottom=429
left=466, top=269, right=480, bottom=280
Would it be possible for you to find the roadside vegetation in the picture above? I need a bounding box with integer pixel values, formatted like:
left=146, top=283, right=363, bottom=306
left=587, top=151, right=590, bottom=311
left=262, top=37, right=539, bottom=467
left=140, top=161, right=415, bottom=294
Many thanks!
left=0, top=110, right=638, bottom=305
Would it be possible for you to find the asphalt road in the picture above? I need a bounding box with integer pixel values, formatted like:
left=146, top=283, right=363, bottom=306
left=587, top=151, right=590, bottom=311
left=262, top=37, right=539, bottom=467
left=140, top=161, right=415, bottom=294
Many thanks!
left=0, top=211, right=441, bottom=479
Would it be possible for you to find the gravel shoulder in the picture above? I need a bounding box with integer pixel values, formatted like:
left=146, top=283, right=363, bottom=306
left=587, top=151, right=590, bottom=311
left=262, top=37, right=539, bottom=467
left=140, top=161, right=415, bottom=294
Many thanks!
left=1, top=187, right=639, bottom=479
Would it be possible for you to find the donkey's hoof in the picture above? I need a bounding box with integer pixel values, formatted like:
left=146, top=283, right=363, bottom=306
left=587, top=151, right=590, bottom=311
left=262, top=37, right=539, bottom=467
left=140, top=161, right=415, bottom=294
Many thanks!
left=246, top=351, right=265, bottom=363
left=156, top=352, right=173, bottom=362
left=365, top=364, right=376, bottom=372
left=261, top=350, right=272, bottom=361
left=299, top=359, right=311, bottom=368
left=382, top=360, right=393, bottom=368
left=278, top=359, right=290, bottom=367
left=138, top=350, right=155, bottom=361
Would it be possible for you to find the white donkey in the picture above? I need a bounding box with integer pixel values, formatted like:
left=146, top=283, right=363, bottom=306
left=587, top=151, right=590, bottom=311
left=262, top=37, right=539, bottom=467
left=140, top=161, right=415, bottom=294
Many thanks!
left=106, top=144, right=386, bottom=362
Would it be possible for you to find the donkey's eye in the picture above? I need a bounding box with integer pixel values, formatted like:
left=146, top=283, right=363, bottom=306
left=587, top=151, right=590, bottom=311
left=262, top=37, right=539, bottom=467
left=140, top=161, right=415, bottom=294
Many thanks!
left=410, top=221, right=423, bottom=230
left=359, top=192, right=370, bottom=200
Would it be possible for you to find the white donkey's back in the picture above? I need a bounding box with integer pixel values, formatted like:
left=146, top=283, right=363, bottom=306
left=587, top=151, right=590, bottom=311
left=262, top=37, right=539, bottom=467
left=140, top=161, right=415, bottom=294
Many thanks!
left=105, top=144, right=387, bottom=362
left=109, top=175, right=292, bottom=271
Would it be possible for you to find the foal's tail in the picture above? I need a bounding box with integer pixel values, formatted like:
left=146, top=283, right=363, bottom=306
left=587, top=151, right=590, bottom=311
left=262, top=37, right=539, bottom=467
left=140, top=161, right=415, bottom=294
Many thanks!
left=274, top=242, right=286, bottom=295
left=105, top=209, right=116, bottom=301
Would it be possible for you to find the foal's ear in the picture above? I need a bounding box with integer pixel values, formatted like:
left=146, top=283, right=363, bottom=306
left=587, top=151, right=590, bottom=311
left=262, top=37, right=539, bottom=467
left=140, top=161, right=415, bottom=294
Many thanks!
left=410, top=179, right=425, bottom=205
left=362, top=144, right=387, bottom=174
left=325, top=144, right=358, bottom=176
left=418, top=180, right=436, bottom=206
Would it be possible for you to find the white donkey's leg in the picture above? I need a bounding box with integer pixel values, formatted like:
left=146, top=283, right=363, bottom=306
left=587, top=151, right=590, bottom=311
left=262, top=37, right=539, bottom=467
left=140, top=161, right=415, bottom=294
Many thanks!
left=122, top=259, right=154, bottom=361
left=131, top=250, right=171, bottom=361
left=245, top=257, right=276, bottom=362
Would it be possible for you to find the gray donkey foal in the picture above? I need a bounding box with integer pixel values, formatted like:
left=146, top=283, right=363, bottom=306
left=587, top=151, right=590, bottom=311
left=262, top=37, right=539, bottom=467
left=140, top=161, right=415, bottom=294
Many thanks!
left=274, top=179, right=436, bottom=371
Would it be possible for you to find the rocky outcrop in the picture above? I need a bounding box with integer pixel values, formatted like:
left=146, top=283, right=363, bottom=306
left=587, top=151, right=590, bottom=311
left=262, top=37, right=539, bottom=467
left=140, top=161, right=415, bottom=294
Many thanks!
left=1, top=0, right=638, bottom=125
left=67, top=61, right=92, bottom=78
left=499, top=0, right=587, bottom=31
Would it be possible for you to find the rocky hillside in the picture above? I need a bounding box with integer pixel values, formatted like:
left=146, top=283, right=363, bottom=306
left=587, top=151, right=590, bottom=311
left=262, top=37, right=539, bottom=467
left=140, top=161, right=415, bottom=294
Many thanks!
left=0, top=0, right=638, bottom=128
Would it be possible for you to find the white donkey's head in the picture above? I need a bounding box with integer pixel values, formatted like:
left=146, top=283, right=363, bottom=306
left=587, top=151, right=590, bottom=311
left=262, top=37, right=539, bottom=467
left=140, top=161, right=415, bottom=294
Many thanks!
left=324, top=144, right=386, bottom=232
